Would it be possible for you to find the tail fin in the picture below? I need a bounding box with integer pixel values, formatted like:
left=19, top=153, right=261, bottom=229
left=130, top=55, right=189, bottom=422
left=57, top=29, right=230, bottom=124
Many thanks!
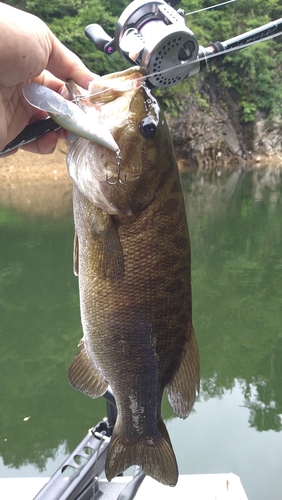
left=105, top=419, right=178, bottom=486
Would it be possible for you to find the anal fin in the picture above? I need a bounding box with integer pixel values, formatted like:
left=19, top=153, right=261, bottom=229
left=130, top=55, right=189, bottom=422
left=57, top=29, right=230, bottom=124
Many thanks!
left=68, top=340, right=108, bottom=398
left=167, top=326, right=200, bottom=419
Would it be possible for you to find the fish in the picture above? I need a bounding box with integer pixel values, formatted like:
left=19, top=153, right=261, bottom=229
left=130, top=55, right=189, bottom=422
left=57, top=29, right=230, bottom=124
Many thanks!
left=66, top=66, right=200, bottom=487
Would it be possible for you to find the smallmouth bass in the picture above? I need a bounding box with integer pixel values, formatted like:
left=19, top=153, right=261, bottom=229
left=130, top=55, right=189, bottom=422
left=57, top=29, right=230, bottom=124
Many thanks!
left=67, top=67, right=200, bottom=487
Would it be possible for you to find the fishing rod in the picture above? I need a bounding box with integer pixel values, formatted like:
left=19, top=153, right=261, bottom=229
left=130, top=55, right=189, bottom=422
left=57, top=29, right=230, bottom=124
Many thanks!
left=85, top=0, right=282, bottom=88
left=0, top=0, right=282, bottom=155
left=3, top=3, right=282, bottom=499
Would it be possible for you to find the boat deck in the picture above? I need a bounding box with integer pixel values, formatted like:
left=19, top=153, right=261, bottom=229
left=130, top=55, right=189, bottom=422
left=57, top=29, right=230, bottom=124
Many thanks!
left=0, top=473, right=248, bottom=500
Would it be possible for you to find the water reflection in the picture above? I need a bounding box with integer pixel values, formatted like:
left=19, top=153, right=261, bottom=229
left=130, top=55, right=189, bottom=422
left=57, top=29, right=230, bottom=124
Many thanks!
left=0, top=209, right=106, bottom=475
left=182, top=164, right=282, bottom=434
left=0, top=164, right=281, bottom=498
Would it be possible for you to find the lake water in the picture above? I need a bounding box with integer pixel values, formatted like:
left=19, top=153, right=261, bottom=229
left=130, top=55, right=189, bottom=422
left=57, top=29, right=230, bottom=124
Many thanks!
left=0, top=164, right=282, bottom=500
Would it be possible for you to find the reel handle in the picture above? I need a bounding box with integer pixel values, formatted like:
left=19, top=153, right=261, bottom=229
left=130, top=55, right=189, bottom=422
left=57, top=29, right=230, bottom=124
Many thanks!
left=85, top=24, right=116, bottom=55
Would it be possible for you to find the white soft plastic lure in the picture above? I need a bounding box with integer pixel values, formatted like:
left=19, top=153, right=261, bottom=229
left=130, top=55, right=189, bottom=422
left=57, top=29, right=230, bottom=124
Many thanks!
left=22, top=82, right=119, bottom=152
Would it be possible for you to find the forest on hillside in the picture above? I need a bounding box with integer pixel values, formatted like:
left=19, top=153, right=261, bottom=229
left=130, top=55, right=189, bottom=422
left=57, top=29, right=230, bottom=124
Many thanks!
left=5, top=0, right=282, bottom=122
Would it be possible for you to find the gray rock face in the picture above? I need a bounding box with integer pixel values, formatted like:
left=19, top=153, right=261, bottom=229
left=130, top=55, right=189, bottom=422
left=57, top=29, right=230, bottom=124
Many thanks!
left=254, top=113, right=282, bottom=156
left=166, top=78, right=282, bottom=167
left=167, top=99, right=244, bottom=168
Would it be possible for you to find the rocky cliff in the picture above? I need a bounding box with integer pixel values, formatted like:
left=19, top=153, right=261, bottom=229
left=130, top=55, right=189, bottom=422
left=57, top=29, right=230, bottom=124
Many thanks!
left=167, top=74, right=282, bottom=168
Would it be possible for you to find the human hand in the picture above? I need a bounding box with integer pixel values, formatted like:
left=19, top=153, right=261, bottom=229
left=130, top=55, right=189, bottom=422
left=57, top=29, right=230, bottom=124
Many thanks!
left=0, top=2, right=96, bottom=155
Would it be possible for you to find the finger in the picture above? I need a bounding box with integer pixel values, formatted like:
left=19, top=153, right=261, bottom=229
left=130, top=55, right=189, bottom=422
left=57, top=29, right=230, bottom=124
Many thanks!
left=24, top=73, right=67, bottom=124
left=46, top=35, right=97, bottom=89
left=31, top=71, right=65, bottom=94
left=0, top=149, right=18, bottom=158
left=20, top=130, right=59, bottom=154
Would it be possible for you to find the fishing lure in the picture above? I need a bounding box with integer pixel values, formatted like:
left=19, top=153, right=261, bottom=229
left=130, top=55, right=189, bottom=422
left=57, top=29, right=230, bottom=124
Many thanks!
left=0, top=83, right=120, bottom=156
left=22, top=83, right=119, bottom=153
left=1, top=0, right=282, bottom=156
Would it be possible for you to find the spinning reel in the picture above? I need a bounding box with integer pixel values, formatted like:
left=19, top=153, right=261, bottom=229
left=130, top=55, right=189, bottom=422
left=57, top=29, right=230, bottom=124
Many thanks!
left=86, top=0, right=282, bottom=88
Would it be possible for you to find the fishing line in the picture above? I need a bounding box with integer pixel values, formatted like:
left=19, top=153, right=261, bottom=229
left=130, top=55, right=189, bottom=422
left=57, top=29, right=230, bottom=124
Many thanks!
left=143, top=29, right=282, bottom=80
left=75, top=27, right=282, bottom=103
left=72, top=0, right=240, bottom=102
left=2, top=3, right=279, bottom=157
left=185, top=0, right=237, bottom=17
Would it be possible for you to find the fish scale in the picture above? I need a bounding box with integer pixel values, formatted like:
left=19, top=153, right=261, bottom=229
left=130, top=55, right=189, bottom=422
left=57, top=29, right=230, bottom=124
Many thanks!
left=67, top=67, right=200, bottom=487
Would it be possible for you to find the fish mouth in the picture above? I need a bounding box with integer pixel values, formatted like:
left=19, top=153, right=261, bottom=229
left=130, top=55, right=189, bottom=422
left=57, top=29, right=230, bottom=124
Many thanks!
left=67, top=67, right=152, bottom=215
left=74, top=67, right=147, bottom=145
left=88, top=67, right=145, bottom=105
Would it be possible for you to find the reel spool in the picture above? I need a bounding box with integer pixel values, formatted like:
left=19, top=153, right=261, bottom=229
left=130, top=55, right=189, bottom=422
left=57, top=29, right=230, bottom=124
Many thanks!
left=86, top=0, right=199, bottom=88
left=115, top=0, right=199, bottom=87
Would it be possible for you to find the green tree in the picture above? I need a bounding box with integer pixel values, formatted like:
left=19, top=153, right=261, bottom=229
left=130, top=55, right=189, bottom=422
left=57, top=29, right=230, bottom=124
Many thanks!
left=5, top=0, right=282, bottom=119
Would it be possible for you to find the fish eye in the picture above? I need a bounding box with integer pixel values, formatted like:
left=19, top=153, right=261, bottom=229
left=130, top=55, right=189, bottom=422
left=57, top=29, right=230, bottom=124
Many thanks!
left=139, top=117, right=157, bottom=139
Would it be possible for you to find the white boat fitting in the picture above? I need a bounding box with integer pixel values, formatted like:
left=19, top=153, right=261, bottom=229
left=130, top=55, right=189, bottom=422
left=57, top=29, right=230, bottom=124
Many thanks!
left=0, top=472, right=248, bottom=500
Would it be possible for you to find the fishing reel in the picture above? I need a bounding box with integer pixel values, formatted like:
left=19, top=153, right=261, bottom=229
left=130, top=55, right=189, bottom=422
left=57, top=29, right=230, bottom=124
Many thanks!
left=85, top=0, right=206, bottom=88
left=85, top=0, right=282, bottom=89
left=2, top=0, right=282, bottom=155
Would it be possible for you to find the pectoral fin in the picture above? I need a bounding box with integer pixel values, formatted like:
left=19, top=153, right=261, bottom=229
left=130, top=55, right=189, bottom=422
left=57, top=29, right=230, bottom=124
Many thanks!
left=92, top=216, right=124, bottom=281
left=101, top=223, right=124, bottom=280
left=68, top=340, right=108, bottom=398
left=167, top=327, right=200, bottom=419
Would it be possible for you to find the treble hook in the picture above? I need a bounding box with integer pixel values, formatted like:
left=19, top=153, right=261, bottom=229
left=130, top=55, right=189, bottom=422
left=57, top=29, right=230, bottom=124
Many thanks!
left=106, top=151, right=127, bottom=185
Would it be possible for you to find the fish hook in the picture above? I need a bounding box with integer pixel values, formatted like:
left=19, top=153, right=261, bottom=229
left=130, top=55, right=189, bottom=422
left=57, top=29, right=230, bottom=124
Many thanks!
left=106, top=151, right=127, bottom=185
